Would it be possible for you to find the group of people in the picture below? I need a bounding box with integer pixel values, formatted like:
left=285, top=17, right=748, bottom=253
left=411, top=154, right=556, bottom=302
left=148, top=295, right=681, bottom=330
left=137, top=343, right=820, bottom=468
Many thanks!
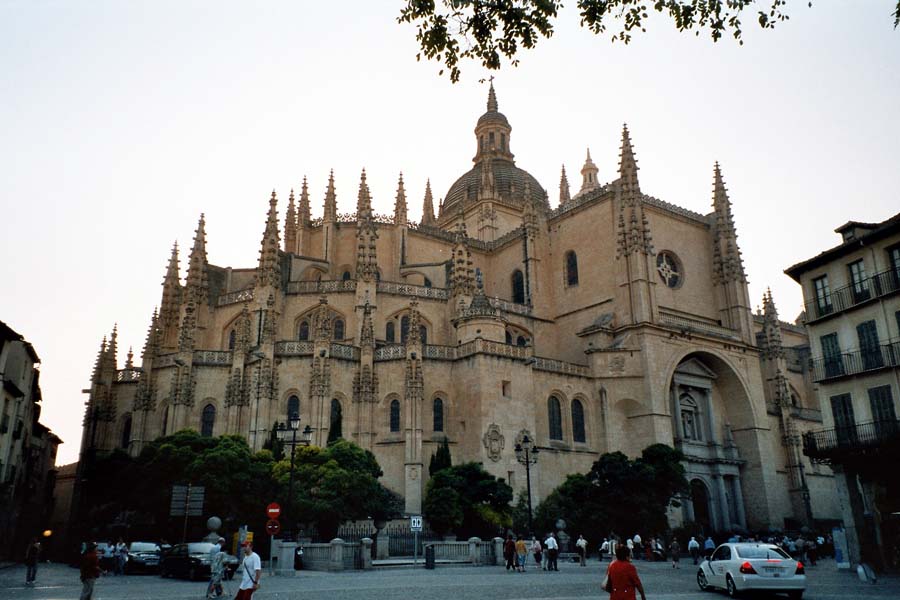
left=502, top=532, right=562, bottom=572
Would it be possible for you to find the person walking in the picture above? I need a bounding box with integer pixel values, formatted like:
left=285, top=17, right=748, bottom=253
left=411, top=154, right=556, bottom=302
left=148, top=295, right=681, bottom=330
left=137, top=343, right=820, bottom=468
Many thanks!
left=515, top=535, right=528, bottom=572
left=669, top=538, right=681, bottom=569
left=207, top=537, right=227, bottom=598
left=632, top=534, right=642, bottom=559
left=80, top=542, right=101, bottom=600
left=576, top=534, right=588, bottom=566
left=115, top=537, right=128, bottom=575
left=625, top=537, right=634, bottom=560
left=688, top=536, right=700, bottom=565
left=544, top=532, right=559, bottom=571
left=703, top=536, right=715, bottom=559
left=24, top=537, right=40, bottom=586
left=599, top=538, right=609, bottom=562
left=531, top=536, right=543, bottom=569
left=504, top=534, right=516, bottom=571
left=604, top=544, right=647, bottom=600
left=235, top=541, right=261, bottom=600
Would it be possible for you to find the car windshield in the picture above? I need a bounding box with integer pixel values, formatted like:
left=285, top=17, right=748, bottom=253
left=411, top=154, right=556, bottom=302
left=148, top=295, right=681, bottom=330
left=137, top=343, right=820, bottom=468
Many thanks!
left=129, top=543, right=159, bottom=552
left=735, top=545, right=790, bottom=559
left=188, top=543, right=216, bottom=555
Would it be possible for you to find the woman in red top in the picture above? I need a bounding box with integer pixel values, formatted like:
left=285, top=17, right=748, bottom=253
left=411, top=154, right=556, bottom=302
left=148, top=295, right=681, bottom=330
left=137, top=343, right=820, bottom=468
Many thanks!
left=605, top=544, right=647, bottom=600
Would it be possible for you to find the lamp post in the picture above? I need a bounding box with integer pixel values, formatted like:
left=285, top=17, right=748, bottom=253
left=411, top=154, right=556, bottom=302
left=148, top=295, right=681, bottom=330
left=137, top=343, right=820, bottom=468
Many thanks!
left=514, top=434, right=539, bottom=535
left=276, top=413, right=312, bottom=538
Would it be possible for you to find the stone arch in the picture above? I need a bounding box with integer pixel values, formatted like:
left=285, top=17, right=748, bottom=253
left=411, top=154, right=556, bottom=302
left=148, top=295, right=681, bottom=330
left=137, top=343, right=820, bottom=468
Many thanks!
left=294, top=305, right=347, bottom=341
left=337, top=264, right=353, bottom=281
left=689, top=478, right=713, bottom=533
left=300, top=265, right=327, bottom=281
left=385, top=309, right=433, bottom=344
left=283, top=389, right=302, bottom=423
left=504, top=324, right=532, bottom=347
left=220, top=309, right=246, bottom=350
left=402, top=271, right=429, bottom=286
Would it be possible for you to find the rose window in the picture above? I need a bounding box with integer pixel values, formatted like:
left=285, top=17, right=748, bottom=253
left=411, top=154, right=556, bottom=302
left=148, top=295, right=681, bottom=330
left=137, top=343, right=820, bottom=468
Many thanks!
left=656, top=251, right=683, bottom=288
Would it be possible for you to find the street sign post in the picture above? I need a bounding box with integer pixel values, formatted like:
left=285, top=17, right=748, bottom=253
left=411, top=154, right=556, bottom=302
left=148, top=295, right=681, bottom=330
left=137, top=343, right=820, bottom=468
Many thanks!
left=266, top=502, right=281, bottom=519
left=266, top=519, right=281, bottom=535
left=410, top=515, right=422, bottom=564
left=170, top=484, right=205, bottom=542
left=266, top=519, right=281, bottom=576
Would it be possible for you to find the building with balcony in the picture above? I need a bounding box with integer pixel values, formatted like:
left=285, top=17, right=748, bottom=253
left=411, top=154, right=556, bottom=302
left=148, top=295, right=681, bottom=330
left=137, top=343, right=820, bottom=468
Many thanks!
left=78, top=86, right=841, bottom=536
left=786, top=212, right=900, bottom=569
left=0, top=320, right=62, bottom=560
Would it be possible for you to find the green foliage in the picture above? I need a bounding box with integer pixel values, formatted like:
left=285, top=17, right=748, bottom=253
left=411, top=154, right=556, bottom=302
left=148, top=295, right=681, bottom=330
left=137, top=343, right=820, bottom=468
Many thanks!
left=510, top=492, right=532, bottom=535
left=428, top=437, right=452, bottom=476
left=399, top=1, right=900, bottom=82
left=263, top=421, right=285, bottom=461
left=534, top=444, right=688, bottom=544
left=423, top=462, right=513, bottom=538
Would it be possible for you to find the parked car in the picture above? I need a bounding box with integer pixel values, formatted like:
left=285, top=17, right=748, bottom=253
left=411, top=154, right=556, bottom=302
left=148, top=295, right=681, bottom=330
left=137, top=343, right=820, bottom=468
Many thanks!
left=697, top=543, right=806, bottom=599
left=160, top=542, right=238, bottom=581
left=125, top=542, right=161, bottom=574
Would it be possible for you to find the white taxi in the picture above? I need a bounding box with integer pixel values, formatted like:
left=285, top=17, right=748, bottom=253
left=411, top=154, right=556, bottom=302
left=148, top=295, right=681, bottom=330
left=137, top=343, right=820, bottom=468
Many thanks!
left=697, top=543, right=806, bottom=599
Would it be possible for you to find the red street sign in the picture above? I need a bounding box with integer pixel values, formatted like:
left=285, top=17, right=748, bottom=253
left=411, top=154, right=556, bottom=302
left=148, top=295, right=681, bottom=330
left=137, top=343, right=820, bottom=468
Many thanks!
left=266, top=502, right=281, bottom=519
left=266, top=519, right=281, bottom=536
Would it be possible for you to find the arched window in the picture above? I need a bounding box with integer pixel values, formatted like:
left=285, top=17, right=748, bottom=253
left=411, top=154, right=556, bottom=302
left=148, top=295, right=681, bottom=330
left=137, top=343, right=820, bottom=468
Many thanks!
left=228, top=329, right=236, bottom=350
left=505, top=331, right=512, bottom=345
left=572, top=399, right=586, bottom=443
left=333, top=318, right=345, bottom=341
left=548, top=396, right=563, bottom=440
left=201, top=404, right=216, bottom=437
left=120, top=415, right=132, bottom=449
left=287, top=395, right=300, bottom=420
left=298, top=320, right=310, bottom=341
left=424, top=277, right=433, bottom=288
left=433, top=398, right=444, bottom=432
left=419, top=325, right=427, bottom=345
left=386, top=321, right=396, bottom=343
left=390, top=399, right=401, bottom=432
left=161, top=406, right=169, bottom=436
left=565, top=250, right=579, bottom=286
left=516, top=335, right=527, bottom=347
left=342, top=271, right=351, bottom=281
left=400, top=316, right=410, bottom=343
left=328, top=399, right=342, bottom=442
left=680, top=392, right=702, bottom=441
left=512, top=270, right=525, bottom=304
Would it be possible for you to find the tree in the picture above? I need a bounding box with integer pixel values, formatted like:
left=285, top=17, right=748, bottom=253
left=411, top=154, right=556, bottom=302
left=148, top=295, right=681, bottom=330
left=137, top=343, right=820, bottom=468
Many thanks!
left=423, top=462, right=513, bottom=538
left=262, top=421, right=285, bottom=461
left=428, top=437, right=452, bottom=476
left=399, top=1, right=900, bottom=82
left=533, top=444, right=688, bottom=544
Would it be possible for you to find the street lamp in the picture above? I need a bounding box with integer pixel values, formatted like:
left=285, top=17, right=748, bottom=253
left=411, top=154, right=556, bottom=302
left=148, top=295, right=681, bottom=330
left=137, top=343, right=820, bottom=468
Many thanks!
left=276, top=413, right=312, bottom=538
left=514, top=433, right=539, bottom=535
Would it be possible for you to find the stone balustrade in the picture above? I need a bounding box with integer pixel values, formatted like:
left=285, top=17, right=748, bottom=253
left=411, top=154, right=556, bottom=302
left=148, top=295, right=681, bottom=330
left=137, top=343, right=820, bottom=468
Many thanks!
left=285, top=279, right=356, bottom=295
left=658, top=310, right=741, bottom=340
left=275, top=341, right=315, bottom=356
left=376, top=280, right=449, bottom=300
left=217, top=288, right=254, bottom=306
left=374, top=344, right=405, bottom=361
left=532, top=356, right=591, bottom=377
left=193, top=350, right=232, bottom=366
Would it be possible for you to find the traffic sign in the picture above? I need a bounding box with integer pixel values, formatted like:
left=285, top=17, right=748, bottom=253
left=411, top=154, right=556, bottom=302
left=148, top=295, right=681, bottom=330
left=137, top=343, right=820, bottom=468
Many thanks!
left=266, top=502, right=281, bottom=519
left=265, top=519, right=281, bottom=536
left=410, top=515, right=423, bottom=532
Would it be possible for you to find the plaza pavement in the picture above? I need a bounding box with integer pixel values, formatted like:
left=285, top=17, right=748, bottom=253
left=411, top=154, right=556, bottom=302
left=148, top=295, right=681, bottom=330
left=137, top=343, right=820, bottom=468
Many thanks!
left=2, top=558, right=898, bottom=600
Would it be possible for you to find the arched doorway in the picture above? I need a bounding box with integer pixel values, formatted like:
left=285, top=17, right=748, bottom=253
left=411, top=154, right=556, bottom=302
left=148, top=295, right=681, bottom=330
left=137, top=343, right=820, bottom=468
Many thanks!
left=690, top=479, right=712, bottom=533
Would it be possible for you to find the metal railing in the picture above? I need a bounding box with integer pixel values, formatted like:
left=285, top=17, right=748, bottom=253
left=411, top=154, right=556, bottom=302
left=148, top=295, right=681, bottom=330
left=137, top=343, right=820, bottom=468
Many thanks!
left=805, top=268, right=900, bottom=322
left=810, top=340, right=900, bottom=382
left=803, top=419, right=900, bottom=458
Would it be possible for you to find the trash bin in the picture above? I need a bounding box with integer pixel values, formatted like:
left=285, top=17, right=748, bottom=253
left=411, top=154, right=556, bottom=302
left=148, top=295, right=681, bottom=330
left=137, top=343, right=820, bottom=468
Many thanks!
left=425, top=544, right=435, bottom=569
left=294, top=546, right=304, bottom=570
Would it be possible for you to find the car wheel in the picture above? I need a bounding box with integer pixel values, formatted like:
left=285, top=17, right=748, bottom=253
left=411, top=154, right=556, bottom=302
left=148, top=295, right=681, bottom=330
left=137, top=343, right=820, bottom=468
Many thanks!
left=697, top=569, right=711, bottom=591
left=788, top=592, right=803, bottom=600
left=726, top=575, right=739, bottom=598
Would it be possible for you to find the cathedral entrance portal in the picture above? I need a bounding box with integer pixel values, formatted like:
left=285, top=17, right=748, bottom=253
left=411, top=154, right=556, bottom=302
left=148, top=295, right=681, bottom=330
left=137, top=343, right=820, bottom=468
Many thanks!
left=690, top=479, right=712, bottom=534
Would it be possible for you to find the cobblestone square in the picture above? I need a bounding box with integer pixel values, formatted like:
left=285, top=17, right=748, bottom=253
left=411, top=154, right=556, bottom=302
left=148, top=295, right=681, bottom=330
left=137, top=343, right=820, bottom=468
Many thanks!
left=3, top=559, right=899, bottom=600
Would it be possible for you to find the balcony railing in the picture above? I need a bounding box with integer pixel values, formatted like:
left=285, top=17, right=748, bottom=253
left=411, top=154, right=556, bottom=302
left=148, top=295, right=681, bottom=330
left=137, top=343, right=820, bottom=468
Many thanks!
left=805, top=268, right=900, bottom=322
left=803, top=419, right=900, bottom=459
left=810, top=339, right=900, bottom=382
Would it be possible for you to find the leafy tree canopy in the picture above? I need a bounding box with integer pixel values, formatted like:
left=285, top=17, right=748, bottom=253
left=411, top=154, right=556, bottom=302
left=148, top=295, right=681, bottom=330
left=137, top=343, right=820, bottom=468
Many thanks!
left=423, top=462, right=513, bottom=538
left=534, top=444, right=688, bottom=545
left=428, top=437, right=452, bottom=476
left=399, top=1, right=900, bottom=82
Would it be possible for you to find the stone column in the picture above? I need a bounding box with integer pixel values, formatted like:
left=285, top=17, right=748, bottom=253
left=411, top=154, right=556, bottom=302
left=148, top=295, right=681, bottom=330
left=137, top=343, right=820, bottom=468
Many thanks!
left=672, top=384, right=683, bottom=441
left=715, top=474, right=731, bottom=531
left=468, top=537, right=481, bottom=566
left=329, top=538, right=345, bottom=571
left=360, top=538, right=373, bottom=570
left=732, top=476, right=747, bottom=529
left=493, top=537, right=504, bottom=566
left=703, top=388, right=717, bottom=444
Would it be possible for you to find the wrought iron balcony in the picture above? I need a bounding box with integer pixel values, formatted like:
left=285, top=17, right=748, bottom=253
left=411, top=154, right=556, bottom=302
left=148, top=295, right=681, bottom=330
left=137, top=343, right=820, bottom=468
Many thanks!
left=809, top=340, right=900, bottom=382
left=805, top=268, right=900, bottom=322
left=803, top=419, right=900, bottom=461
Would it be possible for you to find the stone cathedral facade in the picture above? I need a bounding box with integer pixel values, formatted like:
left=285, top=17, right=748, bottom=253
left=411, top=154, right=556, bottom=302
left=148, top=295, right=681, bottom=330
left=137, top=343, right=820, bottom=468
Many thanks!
left=81, top=86, right=840, bottom=531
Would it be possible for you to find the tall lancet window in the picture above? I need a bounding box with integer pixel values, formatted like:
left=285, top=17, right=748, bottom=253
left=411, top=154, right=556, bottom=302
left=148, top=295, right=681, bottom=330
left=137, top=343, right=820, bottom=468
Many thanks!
left=201, top=404, right=216, bottom=437
left=548, top=396, right=563, bottom=440
left=565, top=251, right=579, bottom=286
left=390, top=399, right=401, bottom=432
left=512, top=269, right=525, bottom=304
left=680, top=392, right=702, bottom=441
left=298, top=320, right=310, bottom=341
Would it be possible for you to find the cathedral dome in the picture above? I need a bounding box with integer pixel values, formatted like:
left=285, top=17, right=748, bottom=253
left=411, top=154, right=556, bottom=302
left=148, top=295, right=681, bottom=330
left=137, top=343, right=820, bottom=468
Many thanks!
left=443, top=158, right=548, bottom=212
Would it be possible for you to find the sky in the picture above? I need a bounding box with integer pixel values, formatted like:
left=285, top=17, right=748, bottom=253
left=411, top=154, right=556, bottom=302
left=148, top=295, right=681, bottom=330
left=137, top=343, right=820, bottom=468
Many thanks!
left=2, top=1, right=898, bottom=465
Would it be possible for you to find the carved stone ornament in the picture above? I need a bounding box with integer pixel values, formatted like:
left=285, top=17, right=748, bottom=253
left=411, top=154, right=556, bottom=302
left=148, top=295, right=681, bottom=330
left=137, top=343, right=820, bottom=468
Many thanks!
left=482, top=424, right=505, bottom=462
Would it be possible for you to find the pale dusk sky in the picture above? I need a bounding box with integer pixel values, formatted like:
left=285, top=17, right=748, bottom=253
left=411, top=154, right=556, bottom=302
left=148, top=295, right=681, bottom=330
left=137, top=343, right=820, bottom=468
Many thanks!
left=2, top=1, right=898, bottom=464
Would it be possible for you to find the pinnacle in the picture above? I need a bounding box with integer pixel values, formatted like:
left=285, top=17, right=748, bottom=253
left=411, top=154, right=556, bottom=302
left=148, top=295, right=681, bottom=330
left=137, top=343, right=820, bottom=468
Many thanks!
left=618, top=124, right=638, bottom=177
left=487, top=81, right=498, bottom=112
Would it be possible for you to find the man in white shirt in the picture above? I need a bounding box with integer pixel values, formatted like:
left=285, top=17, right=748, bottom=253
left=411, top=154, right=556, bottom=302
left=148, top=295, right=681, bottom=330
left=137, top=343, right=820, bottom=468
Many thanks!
left=236, top=541, right=261, bottom=599
left=544, top=533, right=559, bottom=571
